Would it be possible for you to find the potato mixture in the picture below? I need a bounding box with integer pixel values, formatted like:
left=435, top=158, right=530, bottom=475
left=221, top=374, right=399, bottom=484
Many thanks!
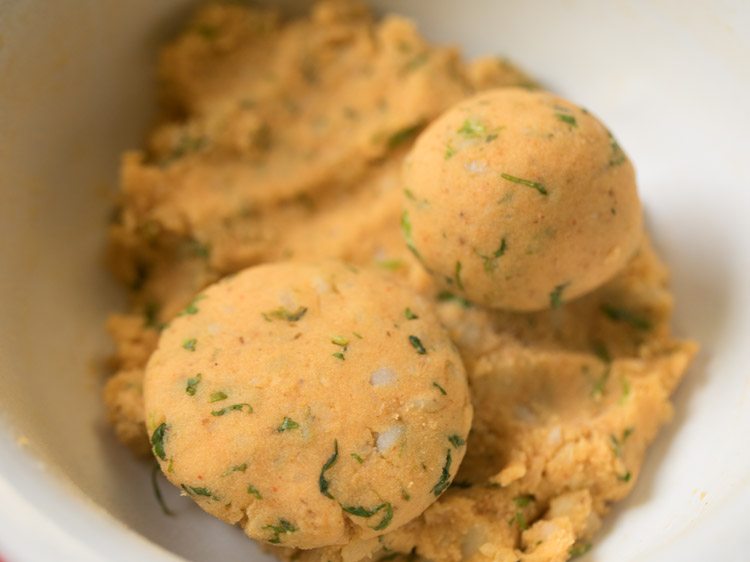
left=103, top=2, right=696, bottom=561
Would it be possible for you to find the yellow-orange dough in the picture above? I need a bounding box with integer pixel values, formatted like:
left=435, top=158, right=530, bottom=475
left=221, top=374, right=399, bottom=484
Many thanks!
left=143, top=261, right=472, bottom=549
left=402, top=88, right=643, bottom=311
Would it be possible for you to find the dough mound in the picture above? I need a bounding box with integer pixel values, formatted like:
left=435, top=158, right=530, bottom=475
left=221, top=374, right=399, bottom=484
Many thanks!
left=402, top=88, right=642, bottom=311
left=143, top=261, right=472, bottom=549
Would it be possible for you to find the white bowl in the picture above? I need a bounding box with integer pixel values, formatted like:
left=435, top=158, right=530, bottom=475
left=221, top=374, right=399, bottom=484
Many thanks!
left=1, top=1, right=749, bottom=560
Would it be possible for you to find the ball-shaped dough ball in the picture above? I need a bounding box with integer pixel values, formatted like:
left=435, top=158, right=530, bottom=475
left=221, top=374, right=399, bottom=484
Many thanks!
left=144, top=261, right=472, bottom=549
left=402, top=88, right=642, bottom=311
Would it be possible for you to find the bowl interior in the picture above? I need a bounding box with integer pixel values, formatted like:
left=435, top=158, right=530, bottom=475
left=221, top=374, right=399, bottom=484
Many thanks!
left=1, top=0, right=749, bottom=560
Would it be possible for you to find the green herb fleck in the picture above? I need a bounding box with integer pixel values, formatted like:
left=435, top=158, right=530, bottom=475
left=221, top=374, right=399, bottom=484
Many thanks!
left=377, top=259, right=404, bottom=271
left=620, top=378, right=632, bottom=405
left=409, top=335, right=427, bottom=355
left=151, top=464, right=174, bottom=516
left=387, top=123, right=424, bottom=150
left=500, top=173, right=548, bottom=196
left=556, top=113, right=577, bottom=127
left=403, top=188, right=417, bottom=202
left=319, top=440, right=339, bottom=499
left=437, top=291, right=471, bottom=308
left=351, top=453, right=364, bottom=464
left=431, top=449, right=453, bottom=496
left=509, top=511, right=528, bottom=530
left=262, top=306, right=308, bottom=322
left=478, top=238, right=507, bottom=273
left=601, top=304, right=652, bottom=331
left=209, top=391, right=228, bottom=403
left=277, top=417, right=300, bottom=432
left=457, top=118, right=487, bottom=138
left=433, top=382, right=447, bottom=396
left=513, top=494, right=536, bottom=508
left=222, top=463, right=248, bottom=476
left=181, top=484, right=217, bottom=500
left=263, top=518, right=297, bottom=544
left=332, top=352, right=346, bottom=361
left=185, top=239, right=211, bottom=259
left=454, top=261, right=464, bottom=291
left=211, top=403, right=253, bottom=416
left=331, top=336, right=349, bottom=347
left=342, top=502, right=394, bottom=531
left=185, top=374, right=202, bottom=396
left=401, top=489, right=411, bottom=501
left=404, top=308, right=419, bottom=320
left=570, top=542, right=592, bottom=558
left=617, top=471, right=632, bottom=482
left=178, top=294, right=205, bottom=316
left=247, top=484, right=263, bottom=499
left=401, top=210, right=421, bottom=260
left=448, top=434, right=466, bottom=448
left=608, top=131, right=627, bottom=166
left=610, top=427, right=634, bottom=458
left=151, top=423, right=168, bottom=461
left=444, top=144, right=457, bottom=159
left=591, top=367, right=611, bottom=399
left=549, top=283, right=569, bottom=309
left=182, top=338, right=197, bottom=352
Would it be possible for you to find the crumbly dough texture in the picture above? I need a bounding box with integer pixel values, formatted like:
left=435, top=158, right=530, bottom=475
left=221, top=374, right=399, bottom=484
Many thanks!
left=103, top=2, right=697, bottom=561
left=143, top=261, right=471, bottom=548
left=402, top=88, right=643, bottom=311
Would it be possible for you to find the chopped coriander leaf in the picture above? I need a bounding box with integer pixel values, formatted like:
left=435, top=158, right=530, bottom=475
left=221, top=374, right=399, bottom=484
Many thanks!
left=457, top=118, right=487, bottom=138
left=444, top=144, right=457, bottom=159
left=400, top=211, right=421, bottom=259
left=342, top=503, right=394, bottom=531
left=591, top=367, right=611, bottom=399
left=513, top=494, right=536, bottom=508
left=185, top=374, right=202, bottom=396
left=263, top=518, right=297, bottom=544
left=478, top=237, right=508, bottom=273
left=377, top=259, right=404, bottom=271
left=433, top=381, right=447, bottom=395
left=151, top=464, right=174, bottom=516
left=620, top=378, right=632, bottom=404
left=608, top=131, right=627, bottom=166
left=211, top=403, right=253, bottom=416
left=401, top=489, right=411, bottom=501
left=332, top=352, right=346, bottom=360
left=431, top=449, right=453, bottom=496
left=549, top=282, right=569, bottom=309
left=262, top=306, right=308, bottom=322
left=403, top=188, right=417, bottom=201
left=617, top=471, right=632, bottom=482
left=247, top=484, right=263, bottom=499
left=556, top=113, right=577, bottom=127
left=610, top=428, right=633, bottom=458
left=351, top=453, right=365, bottom=464
left=500, top=173, right=549, bottom=196
left=222, top=463, right=248, bottom=476
left=209, top=391, right=228, bottom=403
left=601, top=304, right=652, bottom=331
left=448, top=434, right=466, bottom=448
left=277, top=417, right=300, bottom=432
left=436, top=291, right=471, bottom=308
left=182, top=338, right=197, bottom=351
left=408, top=335, right=427, bottom=355
left=387, top=122, right=424, bottom=150
left=454, top=261, right=464, bottom=291
left=178, top=294, right=205, bottom=316
left=319, top=440, right=339, bottom=499
left=181, top=484, right=217, bottom=500
left=404, top=307, right=419, bottom=320
left=331, top=336, right=349, bottom=347
left=151, top=423, right=169, bottom=461
left=509, top=511, right=528, bottom=530
left=569, top=542, right=592, bottom=558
